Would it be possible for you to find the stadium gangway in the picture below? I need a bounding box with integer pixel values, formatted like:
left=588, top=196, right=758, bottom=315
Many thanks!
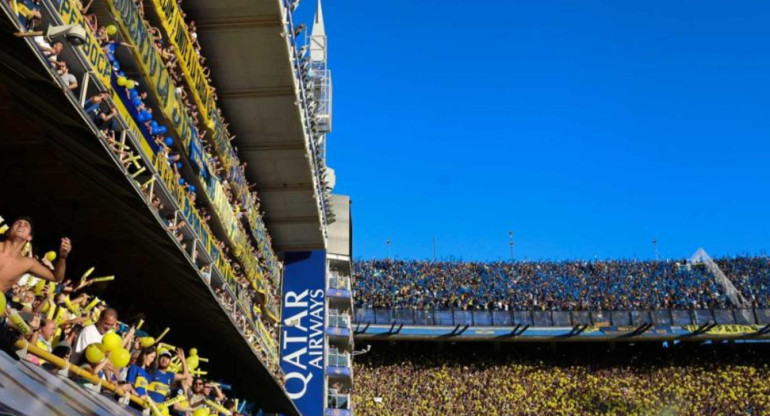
left=354, top=308, right=770, bottom=328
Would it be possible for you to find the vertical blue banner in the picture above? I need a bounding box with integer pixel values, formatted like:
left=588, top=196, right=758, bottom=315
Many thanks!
left=281, top=250, right=326, bottom=416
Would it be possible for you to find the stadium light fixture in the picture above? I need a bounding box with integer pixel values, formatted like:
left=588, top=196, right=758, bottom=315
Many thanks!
left=16, top=24, right=87, bottom=46
left=352, top=344, right=371, bottom=356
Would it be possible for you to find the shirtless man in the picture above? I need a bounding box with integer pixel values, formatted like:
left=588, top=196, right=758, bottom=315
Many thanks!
left=0, top=217, right=71, bottom=294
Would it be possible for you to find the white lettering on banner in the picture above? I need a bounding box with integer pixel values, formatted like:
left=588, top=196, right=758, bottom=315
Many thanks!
left=284, top=372, right=313, bottom=400
left=282, top=289, right=325, bottom=400
left=285, top=290, right=309, bottom=309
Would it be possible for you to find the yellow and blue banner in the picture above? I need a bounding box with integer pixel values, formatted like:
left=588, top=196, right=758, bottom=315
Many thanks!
left=52, top=0, right=111, bottom=86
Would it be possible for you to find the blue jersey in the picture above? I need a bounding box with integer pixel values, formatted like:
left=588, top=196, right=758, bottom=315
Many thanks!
left=126, top=365, right=150, bottom=396
left=147, top=370, right=175, bottom=403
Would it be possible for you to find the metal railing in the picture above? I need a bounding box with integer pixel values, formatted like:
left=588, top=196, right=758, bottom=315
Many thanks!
left=328, top=274, right=350, bottom=291
left=329, top=313, right=351, bottom=329
left=327, top=352, right=350, bottom=368
left=327, top=393, right=350, bottom=410
left=281, top=0, right=330, bottom=227
left=354, top=308, right=770, bottom=327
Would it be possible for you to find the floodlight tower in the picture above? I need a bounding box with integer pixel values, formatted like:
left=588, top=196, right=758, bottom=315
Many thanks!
left=308, top=0, right=332, bottom=155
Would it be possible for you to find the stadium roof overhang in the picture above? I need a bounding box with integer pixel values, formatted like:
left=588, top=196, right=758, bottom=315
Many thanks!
left=183, top=0, right=327, bottom=252
left=0, top=23, right=299, bottom=416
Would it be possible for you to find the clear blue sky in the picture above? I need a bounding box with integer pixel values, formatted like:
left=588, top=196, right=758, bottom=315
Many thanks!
left=296, top=1, right=770, bottom=262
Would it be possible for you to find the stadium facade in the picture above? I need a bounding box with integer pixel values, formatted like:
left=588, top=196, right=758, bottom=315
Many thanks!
left=0, top=0, right=353, bottom=415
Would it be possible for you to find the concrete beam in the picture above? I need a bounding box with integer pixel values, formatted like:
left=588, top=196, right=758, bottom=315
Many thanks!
left=196, top=16, right=282, bottom=31
left=219, top=86, right=294, bottom=99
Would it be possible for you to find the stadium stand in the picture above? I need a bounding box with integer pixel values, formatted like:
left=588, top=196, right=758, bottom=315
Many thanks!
left=0, top=215, right=250, bottom=415
left=353, top=258, right=763, bottom=311
left=354, top=341, right=770, bottom=416
left=0, top=0, right=332, bottom=413
left=717, top=257, right=770, bottom=308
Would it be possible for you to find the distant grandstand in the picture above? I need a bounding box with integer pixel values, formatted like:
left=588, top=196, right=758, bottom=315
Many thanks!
left=353, top=254, right=770, bottom=342
left=352, top=256, right=770, bottom=415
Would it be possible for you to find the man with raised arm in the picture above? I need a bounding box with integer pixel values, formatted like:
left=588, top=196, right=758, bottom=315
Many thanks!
left=0, top=217, right=70, bottom=358
left=0, top=217, right=71, bottom=293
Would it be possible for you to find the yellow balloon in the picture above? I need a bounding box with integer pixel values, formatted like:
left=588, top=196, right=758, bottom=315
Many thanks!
left=139, top=336, right=155, bottom=348
left=85, top=343, right=105, bottom=364
left=117, top=76, right=127, bottom=86
left=189, top=348, right=198, bottom=356
left=109, top=347, right=131, bottom=369
left=126, top=80, right=136, bottom=89
left=44, top=251, right=57, bottom=262
left=0, top=293, right=5, bottom=316
left=193, top=408, right=210, bottom=416
left=186, top=355, right=199, bottom=371
left=106, top=25, right=117, bottom=36
left=101, top=332, right=122, bottom=352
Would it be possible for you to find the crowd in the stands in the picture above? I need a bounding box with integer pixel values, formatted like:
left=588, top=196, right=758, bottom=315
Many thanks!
left=352, top=258, right=760, bottom=311
left=717, top=256, right=770, bottom=308
left=354, top=343, right=770, bottom=416
left=8, top=0, right=297, bottom=394
left=9, top=0, right=286, bottom=375
left=0, top=217, right=247, bottom=415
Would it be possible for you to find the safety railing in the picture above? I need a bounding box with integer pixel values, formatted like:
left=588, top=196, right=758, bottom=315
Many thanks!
left=328, top=313, right=351, bottom=329
left=327, top=393, right=350, bottom=410
left=15, top=339, right=233, bottom=415
left=97, top=0, right=281, bottom=304
left=354, top=308, right=770, bottom=327
left=328, top=274, right=350, bottom=291
left=14, top=339, right=144, bottom=407
left=281, top=0, right=330, bottom=227
left=327, top=352, right=351, bottom=368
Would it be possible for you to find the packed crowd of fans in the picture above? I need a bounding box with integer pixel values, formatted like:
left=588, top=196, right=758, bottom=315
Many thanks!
left=10, top=0, right=285, bottom=375
left=354, top=342, right=770, bottom=416
left=0, top=217, right=251, bottom=415
left=355, top=259, right=737, bottom=311
left=717, top=256, right=770, bottom=308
